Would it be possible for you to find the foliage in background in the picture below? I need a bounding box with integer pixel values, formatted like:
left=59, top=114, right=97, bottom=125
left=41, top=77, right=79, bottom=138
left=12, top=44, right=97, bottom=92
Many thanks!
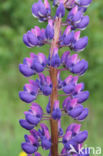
left=0, top=0, right=103, bottom=155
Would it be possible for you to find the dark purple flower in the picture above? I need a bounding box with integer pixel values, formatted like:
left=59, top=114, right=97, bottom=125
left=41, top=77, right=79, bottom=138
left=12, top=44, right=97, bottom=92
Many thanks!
left=19, top=80, right=39, bottom=103
left=19, top=53, right=47, bottom=77
left=52, top=101, right=62, bottom=120
left=22, top=133, right=39, bottom=154
left=67, top=5, right=83, bottom=23
left=50, top=48, right=61, bottom=67
left=23, top=26, right=46, bottom=47
left=62, top=75, right=78, bottom=94
left=56, top=3, right=65, bottom=17
left=64, top=53, right=88, bottom=75
left=39, top=73, right=52, bottom=96
left=32, top=0, right=51, bottom=21
left=45, top=20, right=54, bottom=40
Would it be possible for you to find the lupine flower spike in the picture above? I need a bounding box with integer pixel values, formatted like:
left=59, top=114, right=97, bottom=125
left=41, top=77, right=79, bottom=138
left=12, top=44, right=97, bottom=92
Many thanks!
left=19, top=0, right=92, bottom=155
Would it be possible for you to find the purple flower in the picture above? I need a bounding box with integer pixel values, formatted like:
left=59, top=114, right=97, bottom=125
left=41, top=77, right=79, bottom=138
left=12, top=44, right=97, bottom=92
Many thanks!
left=60, top=26, right=74, bottom=46
left=39, top=73, right=52, bottom=96
left=56, top=3, right=65, bottom=18
left=32, top=0, right=51, bottom=21
left=25, top=103, right=43, bottom=124
left=74, top=130, right=88, bottom=143
left=50, top=48, right=61, bottom=67
left=62, top=75, right=76, bottom=94
left=19, top=103, right=43, bottom=130
left=19, top=80, right=39, bottom=103
left=23, top=26, right=46, bottom=47
left=62, top=94, right=88, bottom=121
left=73, top=36, right=88, bottom=52
left=66, top=5, right=89, bottom=30
left=19, top=53, right=47, bottom=77
left=62, top=53, right=88, bottom=75
left=39, top=123, right=51, bottom=149
left=62, top=124, right=88, bottom=153
left=76, top=16, right=89, bottom=30
left=77, top=108, right=89, bottom=121
left=67, top=5, right=83, bottom=24
left=45, top=20, right=54, bottom=40
left=74, top=91, right=89, bottom=103
left=21, top=133, right=39, bottom=154
left=68, top=105, right=84, bottom=118
left=22, top=142, right=38, bottom=154
left=19, top=119, right=34, bottom=130
left=52, top=100, right=62, bottom=120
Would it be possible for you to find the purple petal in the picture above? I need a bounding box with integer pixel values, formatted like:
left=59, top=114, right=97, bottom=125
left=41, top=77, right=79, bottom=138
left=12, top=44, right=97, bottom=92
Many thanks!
left=19, top=91, right=36, bottom=103
left=74, top=130, right=88, bottom=143
left=23, top=34, right=31, bottom=47
left=19, top=119, right=34, bottom=130
left=22, top=142, right=37, bottom=154
left=19, top=64, right=35, bottom=77
left=63, top=84, right=75, bottom=94
left=72, top=11, right=82, bottom=23
left=77, top=108, right=89, bottom=120
left=32, top=3, right=39, bottom=17
left=26, top=114, right=40, bottom=125
left=69, top=105, right=84, bottom=118
left=76, top=16, right=89, bottom=30
left=70, top=59, right=88, bottom=75
left=74, top=91, right=89, bottom=103
left=27, top=31, right=39, bottom=46
left=64, top=31, right=74, bottom=45
left=61, top=51, right=70, bottom=64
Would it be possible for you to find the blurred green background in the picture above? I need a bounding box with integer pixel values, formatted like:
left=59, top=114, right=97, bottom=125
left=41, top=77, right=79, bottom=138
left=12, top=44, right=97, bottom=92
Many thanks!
left=0, top=0, right=103, bottom=155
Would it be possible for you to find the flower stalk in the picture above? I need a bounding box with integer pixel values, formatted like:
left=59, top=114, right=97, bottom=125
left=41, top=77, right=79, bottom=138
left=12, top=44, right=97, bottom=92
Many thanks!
left=50, top=67, right=58, bottom=156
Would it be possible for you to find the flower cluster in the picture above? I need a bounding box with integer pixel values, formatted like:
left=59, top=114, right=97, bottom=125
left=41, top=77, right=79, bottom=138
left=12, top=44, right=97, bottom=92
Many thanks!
left=19, top=0, right=92, bottom=155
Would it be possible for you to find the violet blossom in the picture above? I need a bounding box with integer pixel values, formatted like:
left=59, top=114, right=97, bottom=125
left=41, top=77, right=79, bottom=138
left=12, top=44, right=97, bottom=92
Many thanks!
left=19, top=0, right=92, bottom=155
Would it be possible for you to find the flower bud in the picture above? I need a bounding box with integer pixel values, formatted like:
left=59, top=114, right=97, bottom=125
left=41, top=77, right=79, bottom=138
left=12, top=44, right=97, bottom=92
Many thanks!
left=45, top=20, right=54, bottom=40
left=56, top=3, right=65, bottom=17
left=52, top=101, right=62, bottom=120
